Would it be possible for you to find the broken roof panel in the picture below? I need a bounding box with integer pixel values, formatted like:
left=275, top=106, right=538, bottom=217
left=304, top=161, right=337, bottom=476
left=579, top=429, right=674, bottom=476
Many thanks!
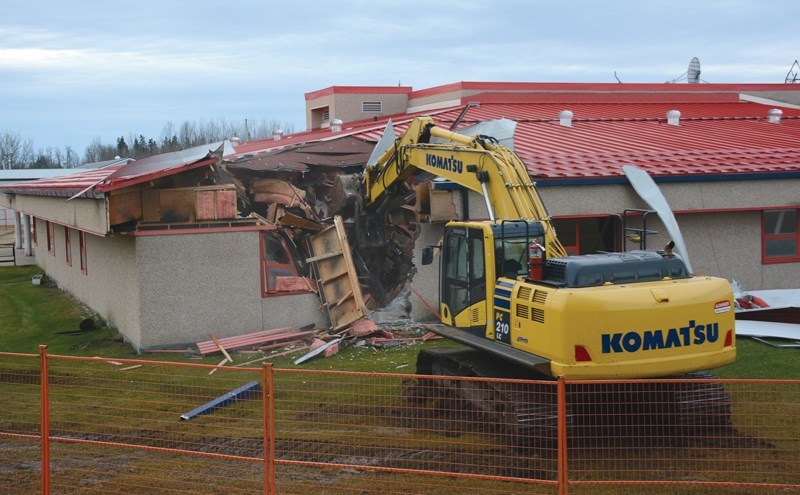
left=2, top=141, right=231, bottom=197
left=227, top=136, right=376, bottom=173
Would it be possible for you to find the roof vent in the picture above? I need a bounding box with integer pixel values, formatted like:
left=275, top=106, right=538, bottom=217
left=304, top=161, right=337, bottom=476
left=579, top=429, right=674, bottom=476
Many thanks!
left=768, top=108, right=783, bottom=124
left=666, top=110, right=681, bottom=126
left=331, top=119, right=343, bottom=133
left=230, top=136, right=241, bottom=146
left=559, top=110, right=574, bottom=127
left=273, top=129, right=284, bottom=141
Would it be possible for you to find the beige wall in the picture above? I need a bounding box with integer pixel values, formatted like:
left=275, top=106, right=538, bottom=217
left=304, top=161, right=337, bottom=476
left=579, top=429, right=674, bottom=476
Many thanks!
left=408, top=178, right=800, bottom=320
left=32, top=218, right=141, bottom=344
left=306, top=93, right=409, bottom=128
left=29, top=222, right=328, bottom=350
left=10, top=195, right=108, bottom=235
left=136, top=231, right=326, bottom=349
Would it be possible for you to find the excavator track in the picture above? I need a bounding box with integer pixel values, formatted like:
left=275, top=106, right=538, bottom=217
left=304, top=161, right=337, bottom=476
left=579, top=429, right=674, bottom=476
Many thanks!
left=410, top=346, right=733, bottom=452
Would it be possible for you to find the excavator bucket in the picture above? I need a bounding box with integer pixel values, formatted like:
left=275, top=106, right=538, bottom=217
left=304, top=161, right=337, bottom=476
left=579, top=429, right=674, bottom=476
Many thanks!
left=330, top=173, right=359, bottom=216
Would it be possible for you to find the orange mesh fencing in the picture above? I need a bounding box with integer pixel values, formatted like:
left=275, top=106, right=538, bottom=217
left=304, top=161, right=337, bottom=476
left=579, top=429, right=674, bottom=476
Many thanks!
left=564, top=377, right=800, bottom=495
left=271, top=369, right=557, bottom=495
left=1, top=348, right=799, bottom=495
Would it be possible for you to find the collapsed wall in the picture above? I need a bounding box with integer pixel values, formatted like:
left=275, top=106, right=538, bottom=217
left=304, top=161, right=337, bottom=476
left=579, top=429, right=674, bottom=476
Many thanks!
left=224, top=137, right=426, bottom=318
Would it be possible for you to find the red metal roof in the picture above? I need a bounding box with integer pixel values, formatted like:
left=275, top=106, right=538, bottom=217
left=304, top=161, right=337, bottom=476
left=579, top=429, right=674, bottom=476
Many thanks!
left=3, top=142, right=227, bottom=197
left=350, top=100, right=800, bottom=182
left=6, top=84, right=800, bottom=197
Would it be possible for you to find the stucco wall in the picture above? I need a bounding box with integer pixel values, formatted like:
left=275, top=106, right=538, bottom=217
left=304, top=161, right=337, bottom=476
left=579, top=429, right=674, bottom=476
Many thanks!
left=408, top=178, right=800, bottom=320
left=11, top=195, right=108, bottom=235
left=32, top=219, right=141, bottom=345
left=135, top=231, right=326, bottom=349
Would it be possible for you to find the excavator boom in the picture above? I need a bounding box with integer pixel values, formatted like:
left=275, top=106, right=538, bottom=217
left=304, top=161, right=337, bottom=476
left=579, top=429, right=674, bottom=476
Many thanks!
left=363, top=117, right=567, bottom=258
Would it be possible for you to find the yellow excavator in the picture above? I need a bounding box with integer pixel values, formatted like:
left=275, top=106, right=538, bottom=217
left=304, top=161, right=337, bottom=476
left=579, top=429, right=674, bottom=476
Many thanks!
left=339, top=116, right=736, bottom=445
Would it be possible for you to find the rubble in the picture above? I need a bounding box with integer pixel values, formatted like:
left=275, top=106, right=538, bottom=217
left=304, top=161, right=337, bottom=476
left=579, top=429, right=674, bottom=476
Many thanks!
left=185, top=136, right=441, bottom=367
left=223, top=138, right=421, bottom=310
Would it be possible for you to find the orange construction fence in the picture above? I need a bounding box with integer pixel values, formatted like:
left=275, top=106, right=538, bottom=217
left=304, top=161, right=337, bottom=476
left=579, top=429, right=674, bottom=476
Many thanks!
left=1, top=347, right=799, bottom=495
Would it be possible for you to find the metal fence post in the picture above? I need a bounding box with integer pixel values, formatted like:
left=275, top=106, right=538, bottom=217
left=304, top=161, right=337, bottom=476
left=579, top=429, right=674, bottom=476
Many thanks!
left=39, top=345, right=50, bottom=495
left=262, top=363, right=275, bottom=495
left=557, top=375, right=568, bottom=495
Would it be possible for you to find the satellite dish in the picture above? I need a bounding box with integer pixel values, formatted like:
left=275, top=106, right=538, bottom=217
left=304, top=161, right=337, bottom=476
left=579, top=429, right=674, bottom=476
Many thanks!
left=687, top=57, right=701, bottom=84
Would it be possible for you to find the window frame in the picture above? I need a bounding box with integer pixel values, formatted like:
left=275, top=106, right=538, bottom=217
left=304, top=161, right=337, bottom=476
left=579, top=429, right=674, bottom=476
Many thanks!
left=552, top=215, right=620, bottom=255
left=762, top=208, right=800, bottom=264
left=64, top=226, right=72, bottom=266
left=78, top=231, right=88, bottom=274
left=259, top=232, right=301, bottom=297
left=46, top=221, right=55, bottom=256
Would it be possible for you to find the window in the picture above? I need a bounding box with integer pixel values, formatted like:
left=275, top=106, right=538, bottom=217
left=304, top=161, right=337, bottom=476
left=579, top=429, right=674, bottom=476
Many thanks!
left=32, top=218, right=37, bottom=246
left=64, top=227, right=72, bottom=266
left=362, top=101, right=382, bottom=113
left=46, top=221, right=55, bottom=256
left=552, top=216, right=619, bottom=255
left=763, top=209, right=799, bottom=263
left=260, top=233, right=299, bottom=295
left=79, top=231, right=88, bottom=274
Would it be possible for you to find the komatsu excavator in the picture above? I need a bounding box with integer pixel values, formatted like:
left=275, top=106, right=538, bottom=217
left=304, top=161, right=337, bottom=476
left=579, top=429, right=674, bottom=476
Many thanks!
left=338, top=116, right=736, bottom=446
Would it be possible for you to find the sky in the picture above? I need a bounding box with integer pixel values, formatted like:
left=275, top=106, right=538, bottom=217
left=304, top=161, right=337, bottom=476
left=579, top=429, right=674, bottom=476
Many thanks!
left=1, top=0, right=798, bottom=156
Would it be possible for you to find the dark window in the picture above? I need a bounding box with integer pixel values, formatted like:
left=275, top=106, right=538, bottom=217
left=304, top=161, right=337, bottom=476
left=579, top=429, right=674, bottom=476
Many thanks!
left=65, top=227, right=72, bottom=266
left=552, top=216, right=619, bottom=255
left=763, top=209, right=799, bottom=263
left=46, top=221, right=55, bottom=256
left=79, top=231, right=88, bottom=274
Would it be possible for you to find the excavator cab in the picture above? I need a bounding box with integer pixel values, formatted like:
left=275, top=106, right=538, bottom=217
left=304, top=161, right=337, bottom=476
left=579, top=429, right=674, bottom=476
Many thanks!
left=434, top=220, right=545, bottom=336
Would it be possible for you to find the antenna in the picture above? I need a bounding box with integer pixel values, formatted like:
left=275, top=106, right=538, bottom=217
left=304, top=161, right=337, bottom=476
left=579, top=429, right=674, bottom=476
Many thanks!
left=786, top=60, right=799, bottom=83
left=687, top=57, right=701, bottom=84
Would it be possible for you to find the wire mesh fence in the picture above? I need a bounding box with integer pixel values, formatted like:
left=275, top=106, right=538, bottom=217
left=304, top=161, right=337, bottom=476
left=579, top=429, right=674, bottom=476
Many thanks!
left=1, top=348, right=799, bottom=494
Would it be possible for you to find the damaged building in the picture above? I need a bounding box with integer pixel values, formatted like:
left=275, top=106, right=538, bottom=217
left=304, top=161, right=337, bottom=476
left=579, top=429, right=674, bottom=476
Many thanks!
left=3, top=81, right=800, bottom=350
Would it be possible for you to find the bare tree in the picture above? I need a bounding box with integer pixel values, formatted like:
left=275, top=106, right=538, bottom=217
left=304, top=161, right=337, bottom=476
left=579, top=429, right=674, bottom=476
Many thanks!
left=4, top=115, right=298, bottom=169
left=0, top=131, right=22, bottom=169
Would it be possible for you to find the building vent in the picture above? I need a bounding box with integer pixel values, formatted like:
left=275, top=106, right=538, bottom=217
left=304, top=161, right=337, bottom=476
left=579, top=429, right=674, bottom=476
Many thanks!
left=666, top=110, right=681, bottom=126
left=322, top=109, right=330, bottom=122
left=331, top=119, right=343, bottom=133
left=559, top=110, right=574, bottom=127
left=362, top=101, right=383, bottom=113
left=273, top=130, right=283, bottom=141
left=230, top=137, right=241, bottom=146
left=768, top=108, right=783, bottom=124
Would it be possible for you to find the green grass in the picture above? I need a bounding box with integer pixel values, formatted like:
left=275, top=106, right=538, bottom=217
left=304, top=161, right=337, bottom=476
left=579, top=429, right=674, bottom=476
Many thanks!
left=2, top=265, right=800, bottom=494
left=0, top=266, right=135, bottom=357
left=714, top=338, right=800, bottom=379
left=2, top=264, right=800, bottom=378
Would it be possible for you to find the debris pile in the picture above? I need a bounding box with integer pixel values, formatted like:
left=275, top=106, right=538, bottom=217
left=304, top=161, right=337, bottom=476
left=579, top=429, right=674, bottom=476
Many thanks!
left=189, top=320, right=442, bottom=370
left=221, top=137, right=422, bottom=313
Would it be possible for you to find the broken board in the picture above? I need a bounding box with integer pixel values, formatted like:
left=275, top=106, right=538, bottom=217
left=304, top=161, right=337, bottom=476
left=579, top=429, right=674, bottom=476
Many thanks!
left=308, top=215, right=367, bottom=331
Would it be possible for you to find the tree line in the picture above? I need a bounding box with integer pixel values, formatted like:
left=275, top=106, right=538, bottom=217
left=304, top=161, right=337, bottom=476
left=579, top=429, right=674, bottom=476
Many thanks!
left=0, top=117, right=295, bottom=169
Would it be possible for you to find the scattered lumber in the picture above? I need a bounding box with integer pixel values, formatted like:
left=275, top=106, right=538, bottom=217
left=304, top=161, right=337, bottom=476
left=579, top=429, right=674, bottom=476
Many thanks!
left=208, top=357, right=229, bottom=375
left=195, top=327, right=318, bottom=355
left=208, top=332, right=234, bottom=363
left=233, top=345, right=310, bottom=367
left=118, top=364, right=142, bottom=371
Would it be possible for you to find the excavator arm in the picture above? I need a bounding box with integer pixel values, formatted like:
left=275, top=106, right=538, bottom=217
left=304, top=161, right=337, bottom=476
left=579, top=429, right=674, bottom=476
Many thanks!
left=363, top=116, right=567, bottom=258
